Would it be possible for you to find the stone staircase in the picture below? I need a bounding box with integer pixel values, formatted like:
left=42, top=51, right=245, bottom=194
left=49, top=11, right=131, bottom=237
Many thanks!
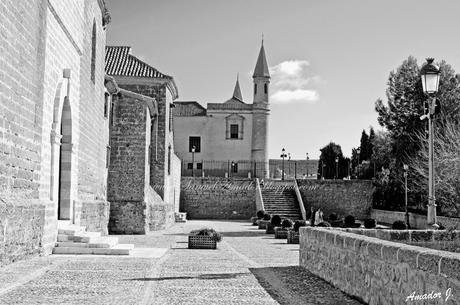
left=52, top=221, right=134, bottom=255
left=261, top=180, right=302, bottom=220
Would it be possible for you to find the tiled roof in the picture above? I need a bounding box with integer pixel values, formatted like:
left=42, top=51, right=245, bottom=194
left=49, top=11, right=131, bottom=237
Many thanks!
left=105, top=46, right=171, bottom=79
left=207, top=102, right=253, bottom=111
left=173, top=101, right=207, bottom=116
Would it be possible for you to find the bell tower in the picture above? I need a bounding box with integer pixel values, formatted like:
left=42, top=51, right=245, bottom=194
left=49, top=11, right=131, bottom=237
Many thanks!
left=251, top=40, right=270, bottom=178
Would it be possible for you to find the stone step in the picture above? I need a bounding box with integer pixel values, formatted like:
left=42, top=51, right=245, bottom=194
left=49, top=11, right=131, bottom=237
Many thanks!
left=55, top=237, right=119, bottom=248
left=57, top=231, right=102, bottom=243
left=52, top=244, right=134, bottom=255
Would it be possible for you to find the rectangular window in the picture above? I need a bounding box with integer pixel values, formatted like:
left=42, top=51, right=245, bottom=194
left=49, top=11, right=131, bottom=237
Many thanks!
left=254, top=84, right=257, bottom=95
left=230, top=124, right=239, bottom=139
left=167, top=146, right=171, bottom=175
left=106, top=145, right=111, bottom=168
left=104, top=93, right=109, bottom=118
left=189, top=136, right=201, bottom=152
left=264, top=83, right=268, bottom=94
left=187, top=163, right=193, bottom=170
left=196, top=163, right=202, bottom=170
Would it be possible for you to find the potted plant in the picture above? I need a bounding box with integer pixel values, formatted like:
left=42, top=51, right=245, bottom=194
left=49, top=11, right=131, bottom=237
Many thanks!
left=392, top=220, right=407, bottom=230
left=275, top=219, right=293, bottom=239
left=343, top=215, right=361, bottom=228
left=328, top=213, right=343, bottom=227
left=251, top=210, right=265, bottom=225
left=258, top=213, right=271, bottom=229
left=266, top=215, right=281, bottom=234
left=188, top=228, right=223, bottom=249
left=364, top=218, right=377, bottom=229
left=288, top=220, right=307, bottom=244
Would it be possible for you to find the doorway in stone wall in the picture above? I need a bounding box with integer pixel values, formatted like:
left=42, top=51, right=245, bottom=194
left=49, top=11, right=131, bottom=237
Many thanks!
left=58, top=97, right=72, bottom=220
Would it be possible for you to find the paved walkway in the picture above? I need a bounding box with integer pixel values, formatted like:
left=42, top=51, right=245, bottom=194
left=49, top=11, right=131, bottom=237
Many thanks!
left=0, top=220, right=363, bottom=305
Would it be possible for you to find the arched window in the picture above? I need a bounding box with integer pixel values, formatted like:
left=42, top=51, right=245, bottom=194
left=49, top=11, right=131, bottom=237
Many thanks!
left=264, top=83, right=268, bottom=94
left=90, top=21, right=96, bottom=83
left=254, top=83, right=257, bottom=95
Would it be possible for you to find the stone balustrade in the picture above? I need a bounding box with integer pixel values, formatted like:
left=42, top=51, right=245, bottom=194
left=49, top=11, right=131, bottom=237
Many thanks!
left=299, top=226, right=460, bottom=304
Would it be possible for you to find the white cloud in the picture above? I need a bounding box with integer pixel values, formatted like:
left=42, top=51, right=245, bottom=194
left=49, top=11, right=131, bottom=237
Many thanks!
left=269, top=59, right=320, bottom=104
left=271, top=89, right=319, bottom=104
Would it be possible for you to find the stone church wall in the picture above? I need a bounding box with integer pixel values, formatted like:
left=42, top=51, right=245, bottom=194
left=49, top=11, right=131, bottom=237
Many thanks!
left=0, top=0, right=109, bottom=265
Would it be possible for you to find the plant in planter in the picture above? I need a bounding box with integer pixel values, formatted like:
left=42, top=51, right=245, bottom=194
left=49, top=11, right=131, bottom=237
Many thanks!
left=328, top=213, right=343, bottom=227
left=266, top=215, right=281, bottom=234
left=251, top=210, right=265, bottom=225
left=275, top=219, right=293, bottom=239
left=364, top=218, right=377, bottom=229
left=392, top=220, right=407, bottom=230
left=188, top=228, right=223, bottom=249
left=343, top=215, right=361, bottom=228
left=258, top=213, right=271, bottom=229
left=288, top=220, right=307, bottom=244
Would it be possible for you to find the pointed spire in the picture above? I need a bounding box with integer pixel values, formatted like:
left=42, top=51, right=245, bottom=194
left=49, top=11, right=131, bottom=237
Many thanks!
left=253, top=40, right=270, bottom=78
left=232, top=73, right=243, bottom=102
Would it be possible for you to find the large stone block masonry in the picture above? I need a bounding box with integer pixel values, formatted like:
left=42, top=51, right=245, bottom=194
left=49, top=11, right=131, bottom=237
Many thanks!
left=299, top=226, right=460, bottom=304
left=297, top=179, right=374, bottom=220
left=180, top=177, right=256, bottom=219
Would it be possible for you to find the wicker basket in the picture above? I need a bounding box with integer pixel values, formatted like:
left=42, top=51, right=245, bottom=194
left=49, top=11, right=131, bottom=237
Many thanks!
left=188, top=235, right=217, bottom=249
left=287, top=230, right=300, bottom=244
left=258, top=220, right=270, bottom=229
left=274, top=227, right=289, bottom=239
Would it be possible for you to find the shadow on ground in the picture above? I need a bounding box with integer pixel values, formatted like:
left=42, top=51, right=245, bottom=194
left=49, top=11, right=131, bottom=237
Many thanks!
left=249, top=266, right=365, bottom=305
left=165, top=230, right=266, bottom=238
left=126, top=272, right=249, bottom=282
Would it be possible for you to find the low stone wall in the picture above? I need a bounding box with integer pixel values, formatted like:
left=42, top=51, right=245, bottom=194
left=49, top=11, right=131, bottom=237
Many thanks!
left=372, top=209, right=460, bottom=229
left=180, top=177, right=256, bottom=219
left=297, top=180, right=374, bottom=220
left=74, top=200, right=110, bottom=235
left=0, top=202, right=46, bottom=267
left=299, top=226, right=460, bottom=304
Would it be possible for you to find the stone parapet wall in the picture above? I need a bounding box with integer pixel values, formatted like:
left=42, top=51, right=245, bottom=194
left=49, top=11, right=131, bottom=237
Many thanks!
left=296, top=180, right=374, bottom=220
left=372, top=209, right=460, bottom=230
left=180, top=177, right=256, bottom=219
left=299, top=226, right=460, bottom=304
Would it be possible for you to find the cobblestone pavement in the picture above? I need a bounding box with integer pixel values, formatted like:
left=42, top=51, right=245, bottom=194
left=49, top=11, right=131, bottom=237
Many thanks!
left=0, top=220, right=363, bottom=305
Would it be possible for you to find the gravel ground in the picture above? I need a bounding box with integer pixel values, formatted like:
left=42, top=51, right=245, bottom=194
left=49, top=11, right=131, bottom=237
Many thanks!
left=0, top=220, right=364, bottom=305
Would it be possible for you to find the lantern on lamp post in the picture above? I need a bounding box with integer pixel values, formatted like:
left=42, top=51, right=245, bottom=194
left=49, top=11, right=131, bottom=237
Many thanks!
left=420, top=58, right=440, bottom=229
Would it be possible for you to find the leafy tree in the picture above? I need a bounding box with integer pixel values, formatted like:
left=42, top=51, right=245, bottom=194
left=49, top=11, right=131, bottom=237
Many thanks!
left=359, top=130, right=370, bottom=161
left=317, top=142, right=348, bottom=179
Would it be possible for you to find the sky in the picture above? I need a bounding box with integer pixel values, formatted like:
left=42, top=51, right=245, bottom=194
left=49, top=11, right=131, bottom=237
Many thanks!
left=106, top=0, right=460, bottom=159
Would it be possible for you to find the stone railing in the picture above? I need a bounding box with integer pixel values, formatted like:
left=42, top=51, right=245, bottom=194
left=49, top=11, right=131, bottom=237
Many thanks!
left=293, top=180, right=306, bottom=220
left=371, top=209, right=460, bottom=230
left=299, top=226, right=460, bottom=304
left=255, top=178, right=264, bottom=212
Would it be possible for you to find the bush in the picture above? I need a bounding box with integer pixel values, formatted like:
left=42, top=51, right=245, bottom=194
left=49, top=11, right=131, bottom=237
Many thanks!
left=364, top=218, right=377, bottom=229
left=263, top=213, right=271, bottom=221
left=293, top=220, right=307, bottom=232
left=328, top=213, right=338, bottom=221
left=281, top=219, right=293, bottom=228
left=271, top=215, right=282, bottom=226
left=392, top=220, right=407, bottom=230
left=256, top=210, right=265, bottom=219
left=344, top=215, right=356, bottom=227
left=190, top=228, right=223, bottom=242
left=317, top=221, right=331, bottom=227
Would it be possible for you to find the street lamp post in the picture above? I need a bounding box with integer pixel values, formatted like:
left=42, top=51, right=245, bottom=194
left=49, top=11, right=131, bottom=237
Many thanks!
left=403, top=164, right=410, bottom=228
left=191, top=146, right=196, bottom=177
left=306, top=153, right=309, bottom=177
left=335, top=157, right=339, bottom=179
left=420, top=58, right=441, bottom=229
left=356, top=148, right=361, bottom=179
left=288, top=153, right=291, bottom=177
left=280, top=148, right=287, bottom=180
